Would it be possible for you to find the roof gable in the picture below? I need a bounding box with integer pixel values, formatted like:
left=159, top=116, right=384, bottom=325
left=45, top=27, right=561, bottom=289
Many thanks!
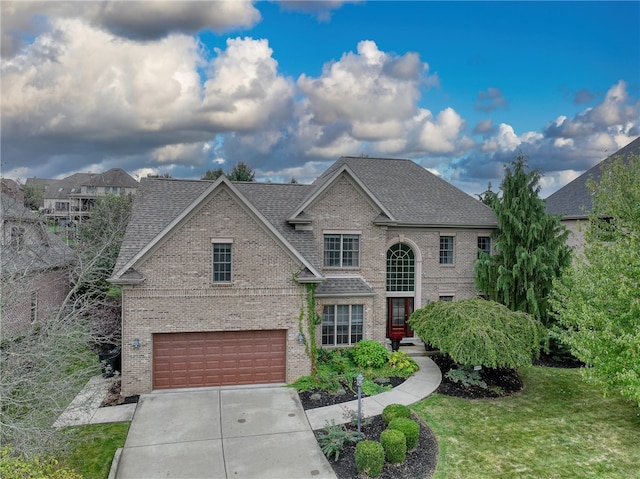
left=111, top=177, right=322, bottom=282
left=306, top=156, right=496, bottom=227
left=287, top=164, right=395, bottom=223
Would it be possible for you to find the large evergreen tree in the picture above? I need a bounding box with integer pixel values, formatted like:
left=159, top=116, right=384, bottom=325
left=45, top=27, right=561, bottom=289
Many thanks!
left=551, top=153, right=640, bottom=405
left=475, top=155, right=571, bottom=323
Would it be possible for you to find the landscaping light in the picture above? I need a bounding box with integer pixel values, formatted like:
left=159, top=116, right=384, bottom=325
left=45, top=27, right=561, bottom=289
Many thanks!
left=356, top=373, right=364, bottom=438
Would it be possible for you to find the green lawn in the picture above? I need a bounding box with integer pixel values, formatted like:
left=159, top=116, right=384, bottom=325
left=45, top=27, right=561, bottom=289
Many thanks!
left=60, top=423, right=129, bottom=479
left=413, top=367, right=640, bottom=479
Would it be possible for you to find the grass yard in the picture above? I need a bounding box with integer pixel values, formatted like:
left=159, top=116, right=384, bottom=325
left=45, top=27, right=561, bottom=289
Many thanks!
left=413, top=366, right=640, bottom=479
left=60, top=423, right=129, bottom=479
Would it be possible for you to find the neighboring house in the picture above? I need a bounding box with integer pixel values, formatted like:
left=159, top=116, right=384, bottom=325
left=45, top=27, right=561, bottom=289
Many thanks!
left=546, top=137, right=640, bottom=253
left=1, top=179, right=25, bottom=205
left=26, top=168, right=138, bottom=226
left=110, top=157, right=497, bottom=396
left=1, top=193, right=74, bottom=338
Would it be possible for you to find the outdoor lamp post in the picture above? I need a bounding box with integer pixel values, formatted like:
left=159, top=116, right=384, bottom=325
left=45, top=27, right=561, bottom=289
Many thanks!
left=356, top=373, right=364, bottom=438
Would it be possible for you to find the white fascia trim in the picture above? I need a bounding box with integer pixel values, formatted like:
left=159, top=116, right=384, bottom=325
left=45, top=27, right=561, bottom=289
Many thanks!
left=287, top=165, right=395, bottom=222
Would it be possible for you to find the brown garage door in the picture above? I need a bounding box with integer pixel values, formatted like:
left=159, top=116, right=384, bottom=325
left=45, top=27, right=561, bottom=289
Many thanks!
left=153, top=330, right=286, bottom=389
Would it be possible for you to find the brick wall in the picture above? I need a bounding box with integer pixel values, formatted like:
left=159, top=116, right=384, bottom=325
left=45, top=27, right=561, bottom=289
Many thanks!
left=121, top=186, right=310, bottom=396
left=1, top=267, right=70, bottom=337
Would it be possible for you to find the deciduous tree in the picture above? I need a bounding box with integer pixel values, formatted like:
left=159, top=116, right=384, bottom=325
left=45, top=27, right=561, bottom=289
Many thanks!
left=551, top=153, right=640, bottom=406
left=227, top=161, right=255, bottom=182
left=409, top=298, right=545, bottom=369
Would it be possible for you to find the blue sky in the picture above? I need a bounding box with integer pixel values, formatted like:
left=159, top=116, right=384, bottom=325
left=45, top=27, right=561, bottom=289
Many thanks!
left=1, top=1, right=638, bottom=197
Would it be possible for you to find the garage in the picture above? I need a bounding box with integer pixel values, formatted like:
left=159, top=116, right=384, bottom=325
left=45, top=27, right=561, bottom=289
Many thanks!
left=153, top=330, right=286, bottom=389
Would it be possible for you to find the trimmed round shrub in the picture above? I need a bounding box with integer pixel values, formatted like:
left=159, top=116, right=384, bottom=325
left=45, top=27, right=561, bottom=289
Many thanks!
left=380, top=429, right=407, bottom=463
left=388, top=417, right=420, bottom=450
left=382, top=403, right=411, bottom=425
left=355, top=440, right=385, bottom=478
left=351, top=340, right=389, bottom=368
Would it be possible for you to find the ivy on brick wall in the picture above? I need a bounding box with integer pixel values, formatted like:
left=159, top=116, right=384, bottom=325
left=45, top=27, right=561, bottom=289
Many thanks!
left=297, top=283, right=321, bottom=376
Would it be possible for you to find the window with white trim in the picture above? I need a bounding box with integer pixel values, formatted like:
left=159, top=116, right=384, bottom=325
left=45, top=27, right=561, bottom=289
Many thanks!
left=387, top=243, right=415, bottom=292
left=322, top=304, right=364, bottom=346
left=324, top=234, right=360, bottom=268
left=439, top=295, right=454, bottom=302
left=212, top=242, right=232, bottom=283
left=439, top=236, right=454, bottom=264
left=477, top=236, right=491, bottom=258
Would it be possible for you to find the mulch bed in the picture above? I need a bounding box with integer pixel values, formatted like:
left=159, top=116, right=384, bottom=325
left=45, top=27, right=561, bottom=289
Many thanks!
left=316, top=414, right=439, bottom=479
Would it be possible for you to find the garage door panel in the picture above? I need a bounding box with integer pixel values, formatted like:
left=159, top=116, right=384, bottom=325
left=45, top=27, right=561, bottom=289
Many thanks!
left=153, top=330, right=286, bottom=389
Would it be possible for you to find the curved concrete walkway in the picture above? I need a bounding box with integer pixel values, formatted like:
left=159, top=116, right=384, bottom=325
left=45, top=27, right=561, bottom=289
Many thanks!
left=305, top=354, right=442, bottom=430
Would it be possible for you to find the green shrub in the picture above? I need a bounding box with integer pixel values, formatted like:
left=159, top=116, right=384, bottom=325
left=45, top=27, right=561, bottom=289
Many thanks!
left=361, top=378, right=392, bottom=396
left=317, top=421, right=360, bottom=461
left=0, top=447, right=82, bottom=479
left=445, top=367, right=488, bottom=389
left=355, top=440, right=385, bottom=477
left=351, top=340, right=389, bottom=369
left=382, top=403, right=412, bottom=425
left=380, top=429, right=407, bottom=463
left=388, top=350, right=419, bottom=375
left=409, top=298, right=545, bottom=369
left=388, top=417, right=420, bottom=450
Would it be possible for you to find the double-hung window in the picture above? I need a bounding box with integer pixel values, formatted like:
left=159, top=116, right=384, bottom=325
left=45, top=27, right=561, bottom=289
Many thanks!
left=322, top=305, right=364, bottom=346
left=324, top=233, right=360, bottom=268
left=439, top=236, right=454, bottom=265
left=212, top=239, right=232, bottom=283
left=477, top=236, right=491, bottom=258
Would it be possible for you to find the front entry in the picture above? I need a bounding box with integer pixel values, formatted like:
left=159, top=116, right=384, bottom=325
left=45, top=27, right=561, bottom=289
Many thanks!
left=387, top=297, right=414, bottom=338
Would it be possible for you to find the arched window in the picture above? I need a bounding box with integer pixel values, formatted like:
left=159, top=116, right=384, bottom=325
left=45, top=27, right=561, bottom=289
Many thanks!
left=386, top=243, right=415, bottom=292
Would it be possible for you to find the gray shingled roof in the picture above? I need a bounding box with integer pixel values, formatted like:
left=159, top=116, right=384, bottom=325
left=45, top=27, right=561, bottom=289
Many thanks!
left=41, top=173, right=92, bottom=199
left=546, top=137, right=640, bottom=218
left=113, top=178, right=211, bottom=275
left=113, top=157, right=497, bottom=280
left=84, top=168, right=138, bottom=188
left=315, top=277, right=375, bottom=297
left=1, top=193, right=74, bottom=277
left=303, top=157, right=497, bottom=227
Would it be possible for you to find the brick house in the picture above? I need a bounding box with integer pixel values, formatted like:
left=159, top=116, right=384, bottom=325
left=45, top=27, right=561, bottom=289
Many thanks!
left=1, top=193, right=74, bottom=337
left=110, top=157, right=496, bottom=396
left=26, top=168, right=138, bottom=226
left=546, top=137, right=640, bottom=254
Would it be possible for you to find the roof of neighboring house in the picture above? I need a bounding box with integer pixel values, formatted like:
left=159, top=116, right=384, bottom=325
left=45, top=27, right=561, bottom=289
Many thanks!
left=32, top=169, right=138, bottom=200
left=111, top=157, right=497, bottom=283
left=84, top=168, right=139, bottom=188
left=41, top=173, right=92, bottom=199
left=545, top=137, right=640, bottom=218
left=1, top=193, right=74, bottom=277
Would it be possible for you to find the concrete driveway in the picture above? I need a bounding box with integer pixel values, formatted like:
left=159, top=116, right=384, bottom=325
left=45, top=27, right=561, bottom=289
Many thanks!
left=114, top=386, right=336, bottom=479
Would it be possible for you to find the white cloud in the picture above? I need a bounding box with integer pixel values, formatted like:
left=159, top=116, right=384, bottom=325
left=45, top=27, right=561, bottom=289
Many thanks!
left=1, top=0, right=261, bottom=56
left=201, top=37, right=295, bottom=131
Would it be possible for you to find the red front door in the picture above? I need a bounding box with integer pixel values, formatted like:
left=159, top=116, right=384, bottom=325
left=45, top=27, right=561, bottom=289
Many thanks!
left=387, top=297, right=414, bottom=338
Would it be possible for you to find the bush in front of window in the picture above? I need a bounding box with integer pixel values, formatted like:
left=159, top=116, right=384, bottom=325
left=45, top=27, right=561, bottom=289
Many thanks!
left=351, top=340, right=389, bottom=369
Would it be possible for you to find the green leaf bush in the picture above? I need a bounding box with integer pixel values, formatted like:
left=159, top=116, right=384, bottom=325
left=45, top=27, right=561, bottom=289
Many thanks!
left=410, top=298, right=545, bottom=369
left=317, top=421, right=360, bottom=461
left=0, top=447, right=82, bottom=479
left=355, top=440, right=385, bottom=478
left=351, top=340, right=389, bottom=369
left=388, top=417, right=420, bottom=450
left=382, top=403, right=411, bottom=425
left=380, top=429, right=406, bottom=463
left=387, top=350, right=419, bottom=375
